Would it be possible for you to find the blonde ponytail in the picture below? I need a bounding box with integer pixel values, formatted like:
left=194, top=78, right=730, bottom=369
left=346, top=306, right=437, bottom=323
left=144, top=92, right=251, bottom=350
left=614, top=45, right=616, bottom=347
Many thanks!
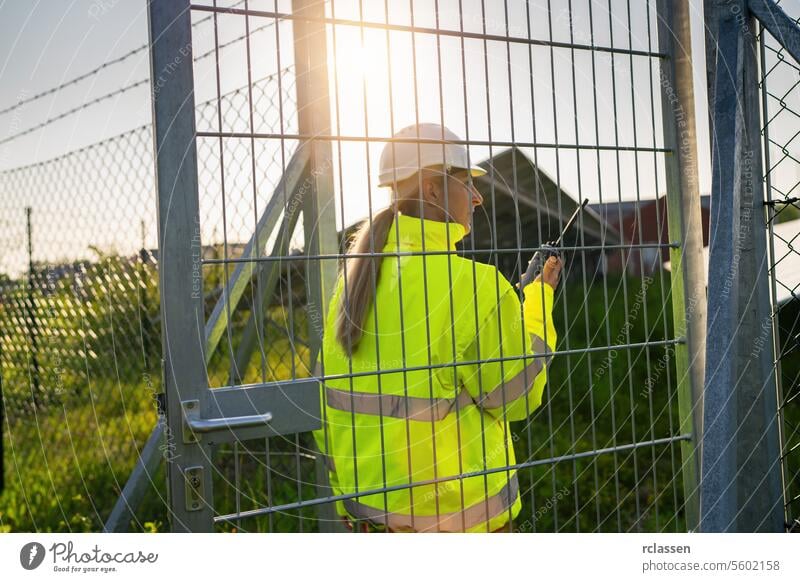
left=335, top=205, right=396, bottom=355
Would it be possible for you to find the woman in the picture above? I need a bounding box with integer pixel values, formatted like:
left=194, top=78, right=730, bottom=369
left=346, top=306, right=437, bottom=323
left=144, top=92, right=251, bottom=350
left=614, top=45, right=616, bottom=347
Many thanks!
left=313, top=123, right=562, bottom=533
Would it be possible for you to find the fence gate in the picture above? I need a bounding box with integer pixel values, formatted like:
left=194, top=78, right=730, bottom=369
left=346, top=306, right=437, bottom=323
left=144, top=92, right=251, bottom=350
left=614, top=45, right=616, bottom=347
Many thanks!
left=147, top=0, right=707, bottom=532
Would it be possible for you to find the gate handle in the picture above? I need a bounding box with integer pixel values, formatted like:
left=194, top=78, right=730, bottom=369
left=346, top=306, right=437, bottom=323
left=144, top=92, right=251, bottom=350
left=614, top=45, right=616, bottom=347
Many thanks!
left=182, top=399, right=272, bottom=442
left=188, top=412, right=273, bottom=433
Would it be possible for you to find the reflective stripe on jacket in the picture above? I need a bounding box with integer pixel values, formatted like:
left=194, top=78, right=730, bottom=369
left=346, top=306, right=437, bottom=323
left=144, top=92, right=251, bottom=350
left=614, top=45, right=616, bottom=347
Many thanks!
left=312, top=212, right=557, bottom=532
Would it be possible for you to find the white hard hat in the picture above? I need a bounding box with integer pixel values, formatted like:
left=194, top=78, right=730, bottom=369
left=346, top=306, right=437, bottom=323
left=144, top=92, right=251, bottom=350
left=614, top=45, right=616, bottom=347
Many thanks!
left=377, top=123, right=486, bottom=187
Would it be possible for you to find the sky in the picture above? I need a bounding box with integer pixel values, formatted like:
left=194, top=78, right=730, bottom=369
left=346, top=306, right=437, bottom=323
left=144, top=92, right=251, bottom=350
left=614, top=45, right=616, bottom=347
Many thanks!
left=0, top=0, right=784, bottom=271
left=0, top=0, right=153, bottom=166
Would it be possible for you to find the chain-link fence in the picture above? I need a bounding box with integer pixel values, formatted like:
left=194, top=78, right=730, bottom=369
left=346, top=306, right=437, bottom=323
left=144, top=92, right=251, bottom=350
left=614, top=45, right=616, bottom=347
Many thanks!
left=0, top=126, right=158, bottom=417
left=759, top=3, right=800, bottom=529
left=0, top=5, right=300, bottom=528
left=0, top=72, right=298, bottom=415
left=0, top=123, right=165, bottom=531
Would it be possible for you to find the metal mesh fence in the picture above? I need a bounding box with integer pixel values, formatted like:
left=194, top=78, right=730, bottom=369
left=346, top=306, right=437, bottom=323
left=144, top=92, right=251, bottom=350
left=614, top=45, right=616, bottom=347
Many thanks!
left=0, top=123, right=165, bottom=531
left=0, top=72, right=297, bottom=417
left=0, top=126, right=159, bottom=417
left=759, top=4, right=800, bottom=529
left=2, top=0, right=712, bottom=533
left=4, top=0, right=795, bottom=535
left=176, top=0, right=699, bottom=533
left=0, top=13, right=299, bottom=528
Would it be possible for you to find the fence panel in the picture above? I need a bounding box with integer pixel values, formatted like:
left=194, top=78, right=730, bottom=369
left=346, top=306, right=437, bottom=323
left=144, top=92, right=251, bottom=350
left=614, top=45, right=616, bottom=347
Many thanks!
left=177, top=0, right=704, bottom=533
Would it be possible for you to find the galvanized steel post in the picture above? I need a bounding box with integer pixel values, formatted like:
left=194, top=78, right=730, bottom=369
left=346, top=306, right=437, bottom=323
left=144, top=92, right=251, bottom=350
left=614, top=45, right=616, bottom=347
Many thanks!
left=656, top=0, right=708, bottom=533
left=292, top=0, right=343, bottom=532
left=147, top=0, right=214, bottom=532
left=701, top=0, right=784, bottom=532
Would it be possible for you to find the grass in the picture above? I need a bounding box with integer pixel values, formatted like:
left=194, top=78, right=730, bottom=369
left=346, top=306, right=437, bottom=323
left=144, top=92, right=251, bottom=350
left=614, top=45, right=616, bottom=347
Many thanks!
left=1, top=273, right=796, bottom=532
left=0, top=378, right=160, bottom=532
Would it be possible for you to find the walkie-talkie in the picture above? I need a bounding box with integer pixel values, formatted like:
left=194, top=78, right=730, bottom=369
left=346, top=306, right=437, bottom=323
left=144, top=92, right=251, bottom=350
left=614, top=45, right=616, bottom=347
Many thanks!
left=519, top=198, right=589, bottom=289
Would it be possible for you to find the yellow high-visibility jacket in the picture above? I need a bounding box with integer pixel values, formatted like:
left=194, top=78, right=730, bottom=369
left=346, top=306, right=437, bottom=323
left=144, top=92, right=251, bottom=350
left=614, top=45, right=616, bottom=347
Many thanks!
left=312, top=212, right=557, bottom=532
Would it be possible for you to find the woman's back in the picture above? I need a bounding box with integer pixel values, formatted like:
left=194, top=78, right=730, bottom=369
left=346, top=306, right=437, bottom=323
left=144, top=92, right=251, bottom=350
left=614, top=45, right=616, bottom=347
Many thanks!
left=314, top=212, right=557, bottom=532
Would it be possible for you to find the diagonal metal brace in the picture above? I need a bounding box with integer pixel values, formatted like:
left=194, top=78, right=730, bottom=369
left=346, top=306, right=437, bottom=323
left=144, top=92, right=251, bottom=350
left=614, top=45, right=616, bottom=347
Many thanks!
left=204, top=145, right=311, bottom=365
left=749, top=0, right=800, bottom=64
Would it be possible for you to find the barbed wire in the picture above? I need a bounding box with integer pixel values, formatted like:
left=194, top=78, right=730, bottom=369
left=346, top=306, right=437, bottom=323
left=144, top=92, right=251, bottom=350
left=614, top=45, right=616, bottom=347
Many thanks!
left=0, top=0, right=254, bottom=119
left=0, top=45, right=148, bottom=119
left=0, top=2, right=278, bottom=146
left=0, top=79, right=150, bottom=147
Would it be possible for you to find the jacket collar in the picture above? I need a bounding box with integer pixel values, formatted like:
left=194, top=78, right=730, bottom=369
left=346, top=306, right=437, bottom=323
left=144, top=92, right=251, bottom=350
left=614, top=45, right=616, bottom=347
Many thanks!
left=383, top=212, right=467, bottom=252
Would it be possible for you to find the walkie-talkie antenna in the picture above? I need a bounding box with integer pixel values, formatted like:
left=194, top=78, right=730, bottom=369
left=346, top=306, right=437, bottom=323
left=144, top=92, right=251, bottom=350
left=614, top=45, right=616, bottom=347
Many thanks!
left=553, top=198, right=589, bottom=247
left=518, top=198, right=590, bottom=289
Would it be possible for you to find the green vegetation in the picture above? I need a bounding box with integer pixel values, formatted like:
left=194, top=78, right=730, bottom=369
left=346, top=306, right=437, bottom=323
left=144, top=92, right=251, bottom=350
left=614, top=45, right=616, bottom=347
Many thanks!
left=0, top=252, right=162, bottom=532
left=514, top=272, right=686, bottom=532
left=1, top=253, right=796, bottom=532
left=0, top=378, right=161, bottom=532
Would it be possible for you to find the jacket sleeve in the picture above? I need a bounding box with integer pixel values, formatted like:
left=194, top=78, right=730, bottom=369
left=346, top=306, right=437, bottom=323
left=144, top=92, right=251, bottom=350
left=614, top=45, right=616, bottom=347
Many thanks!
left=457, top=279, right=557, bottom=422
